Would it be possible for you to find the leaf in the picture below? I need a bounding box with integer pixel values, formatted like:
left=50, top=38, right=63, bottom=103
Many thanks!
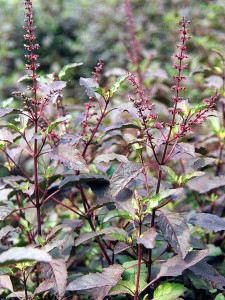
left=188, top=213, right=225, bottom=232
left=110, top=162, right=143, bottom=197
left=182, top=171, right=205, bottom=184
left=160, top=166, right=178, bottom=183
left=6, top=291, right=32, bottom=299
left=122, top=260, right=147, bottom=291
left=0, top=108, right=21, bottom=117
left=190, top=260, right=225, bottom=290
left=48, top=143, right=88, bottom=172
left=114, top=188, right=135, bottom=216
left=186, top=157, right=215, bottom=173
left=58, top=62, right=83, bottom=80
left=190, top=103, right=209, bottom=115
left=37, top=259, right=67, bottom=298
left=0, top=206, right=14, bottom=221
left=60, top=174, right=109, bottom=189
left=0, top=247, right=52, bottom=266
left=66, top=265, right=124, bottom=291
left=38, top=81, right=67, bottom=98
left=175, top=143, right=196, bottom=158
left=157, top=249, right=209, bottom=278
left=153, top=283, right=187, bottom=300
left=117, top=103, right=140, bottom=120
left=149, top=188, right=183, bottom=209
left=0, top=129, right=19, bottom=143
left=187, top=175, right=225, bottom=193
left=109, top=74, right=128, bottom=96
left=109, top=280, right=135, bottom=296
left=114, top=242, right=131, bottom=254
left=103, top=210, right=131, bottom=222
left=79, top=77, right=98, bottom=98
left=94, top=153, right=129, bottom=164
left=137, top=228, right=157, bottom=249
left=101, top=122, right=141, bottom=133
left=90, top=265, right=125, bottom=300
left=0, top=275, right=13, bottom=292
left=45, top=116, right=70, bottom=135
left=0, top=226, right=21, bottom=240
left=208, top=116, right=221, bottom=135
left=158, top=212, right=190, bottom=258
left=75, top=227, right=128, bottom=246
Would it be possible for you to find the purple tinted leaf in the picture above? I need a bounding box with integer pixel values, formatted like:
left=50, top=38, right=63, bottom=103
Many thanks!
left=100, top=122, right=141, bottom=133
left=49, top=143, right=88, bottom=172
left=117, top=103, right=140, bottom=120
left=174, top=143, right=196, bottom=158
left=75, top=227, right=128, bottom=247
left=90, top=265, right=125, bottom=300
left=34, top=280, right=55, bottom=296
left=0, top=108, right=21, bottom=117
left=0, top=206, right=14, bottom=221
left=67, top=265, right=124, bottom=291
left=110, top=162, right=143, bottom=197
left=204, top=75, right=223, bottom=89
left=188, top=213, right=225, bottom=232
left=114, top=188, right=135, bottom=216
left=79, top=77, right=98, bottom=98
left=94, top=153, right=129, bottom=164
left=0, top=275, right=13, bottom=292
left=157, top=250, right=209, bottom=278
left=38, top=81, right=67, bottom=98
left=190, top=260, right=225, bottom=290
left=87, top=181, right=112, bottom=205
left=114, top=242, right=131, bottom=254
left=60, top=133, right=83, bottom=145
left=60, top=174, right=109, bottom=189
left=0, top=226, right=21, bottom=240
left=137, top=228, right=157, bottom=249
left=187, top=175, right=225, bottom=193
left=186, top=157, right=215, bottom=173
left=0, top=247, right=52, bottom=266
left=158, top=212, right=190, bottom=258
left=0, top=129, right=19, bottom=143
left=40, top=259, right=67, bottom=298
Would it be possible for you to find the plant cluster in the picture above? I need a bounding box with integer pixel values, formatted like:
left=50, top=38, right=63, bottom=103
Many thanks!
left=0, top=1, right=224, bottom=300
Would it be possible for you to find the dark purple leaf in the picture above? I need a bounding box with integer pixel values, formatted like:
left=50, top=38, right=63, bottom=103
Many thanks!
left=186, top=157, right=215, bottom=173
left=67, top=265, right=124, bottom=293
left=158, top=212, right=190, bottom=258
left=49, top=143, right=88, bottom=172
left=87, top=181, right=112, bottom=205
left=190, top=260, right=225, bottom=290
left=0, top=129, right=19, bottom=143
left=38, top=81, right=67, bottom=98
left=114, top=242, right=131, bottom=254
left=39, top=259, right=67, bottom=298
left=117, top=103, right=141, bottom=120
left=157, top=250, right=209, bottom=278
left=94, top=153, right=129, bottom=164
left=188, top=213, right=225, bottom=232
left=0, top=275, right=13, bottom=292
left=75, top=227, right=128, bottom=247
left=114, top=188, right=135, bottom=216
left=99, top=122, right=141, bottom=133
left=0, top=108, right=21, bottom=117
left=137, top=228, right=157, bottom=249
left=110, top=162, right=143, bottom=197
left=90, top=265, right=125, bottom=300
left=174, top=143, right=196, bottom=159
left=60, top=174, right=109, bottom=189
left=187, top=175, right=225, bottom=193
left=60, top=133, right=83, bottom=145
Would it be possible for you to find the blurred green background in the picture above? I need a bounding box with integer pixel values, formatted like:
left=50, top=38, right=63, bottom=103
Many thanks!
left=0, top=0, right=224, bottom=103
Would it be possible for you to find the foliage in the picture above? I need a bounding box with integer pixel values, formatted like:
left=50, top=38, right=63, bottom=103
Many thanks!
left=0, top=0, right=224, bottom=300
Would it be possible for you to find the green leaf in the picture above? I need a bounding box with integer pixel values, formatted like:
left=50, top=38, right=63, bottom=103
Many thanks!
left=215, top=294, right=225, bottom=300
left=182, top=171, right=205, bottom=184
left=20, top=218, right=30, bottom=232
left=92, top=87, right=108, bottom=98
left=109, top=74, right=128, bottom=96
left=148, top=188, right=183, bottom=210
left=208, top=116, right=221, bottom=135
left=190, top=103, right=209, bottom=115
left=103, top=210, right=131, bottom=222
left=109, top=280, right=135, bottom=296
left=58, top=62, right=83, bottom=80
left=0, top=120, right=21, bottom=133
left=153, top=283, right=186, bottom=300
left=45, top=116, right=70, bottom=135
left=160, top=166, right=178, bottom=183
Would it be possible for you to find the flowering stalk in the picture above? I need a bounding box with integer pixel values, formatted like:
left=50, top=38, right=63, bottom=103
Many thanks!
left=24, top=0, right=41, bottom=236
